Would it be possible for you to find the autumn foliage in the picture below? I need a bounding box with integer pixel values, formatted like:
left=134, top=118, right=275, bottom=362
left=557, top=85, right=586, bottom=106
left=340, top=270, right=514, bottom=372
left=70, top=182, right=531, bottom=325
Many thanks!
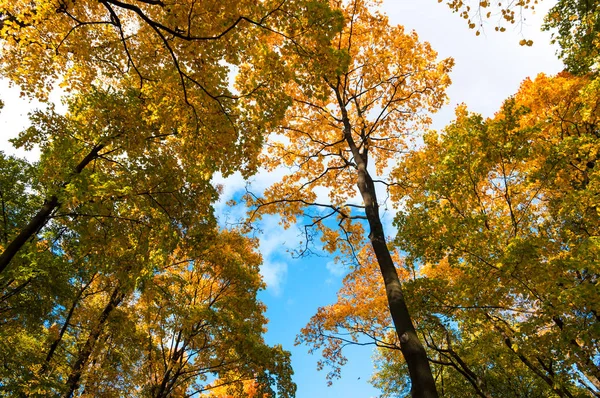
left=1, top=0, right=599, bottom=396
left=301, top=71, right=600, bottom=396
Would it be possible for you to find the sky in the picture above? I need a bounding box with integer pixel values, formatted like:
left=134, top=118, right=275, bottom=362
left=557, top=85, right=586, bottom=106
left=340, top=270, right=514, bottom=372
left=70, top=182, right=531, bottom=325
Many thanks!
left=0, top=0, right=564, bottom=396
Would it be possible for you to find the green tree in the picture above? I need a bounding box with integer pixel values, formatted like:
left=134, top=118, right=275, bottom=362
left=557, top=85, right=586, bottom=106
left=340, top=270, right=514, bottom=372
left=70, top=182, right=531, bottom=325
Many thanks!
left=390, top=72, right=599, bottom=396
left=0, top=90, right=294, bottom=397
left=0, top=0, right=343, bottom=271
left=543, top=0, right=600, bottom=74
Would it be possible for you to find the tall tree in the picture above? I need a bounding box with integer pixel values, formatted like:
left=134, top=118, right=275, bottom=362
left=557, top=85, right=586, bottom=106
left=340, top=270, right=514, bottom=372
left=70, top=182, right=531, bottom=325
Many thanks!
left=390, top=72, right=600, bottom=396
left=246, top=0, right=452, bottom=395
left=0, top=0, right=343, bottom=271
left=298, top=71, right=600, bottom=397
left=0, top=90, right=295, bottom=397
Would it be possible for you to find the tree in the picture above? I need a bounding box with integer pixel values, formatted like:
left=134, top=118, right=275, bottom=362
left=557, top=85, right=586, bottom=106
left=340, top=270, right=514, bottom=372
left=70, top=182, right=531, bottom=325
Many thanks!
left=543, top=0, right=600, bottom=74
left=0, top=0, right=343, bottom=271
left=246, top=0, right=452, bottom=395
left=389, top=72, right=600, bottom=396
left=130, top=230, right=295, bottom=398
left=0, top=90, right=295, bottom=397
left=297, top=71, right=600, bottom=397
left=299, top=249, right=564, bottom=397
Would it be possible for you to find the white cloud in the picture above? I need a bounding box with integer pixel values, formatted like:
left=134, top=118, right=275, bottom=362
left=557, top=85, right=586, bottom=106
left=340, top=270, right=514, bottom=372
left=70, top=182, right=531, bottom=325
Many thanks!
left=260, top=259, right=288, bottom=296
left=0, top=81, right=42, bottom=160
left=210, top=172, right=294, bottom=294
left=257, top=215, right=301, bottom=256
left=212, top=166, right=309, bottom=295
left=0, top=79, right=67, bottom=161
left=326, top=260, right=347, bottom=277
left=383, top=0, right=563, bottom=132
left=255, top=215, right=303, bottom=295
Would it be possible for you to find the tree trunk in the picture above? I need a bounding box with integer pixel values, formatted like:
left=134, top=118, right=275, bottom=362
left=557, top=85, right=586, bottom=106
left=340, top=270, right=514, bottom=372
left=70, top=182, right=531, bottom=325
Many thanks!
left=43, top=273, right=97, bottom=373
left=359, top=169, right=438, bottom=398
left=64, top=285, right=124, bottom=398
left=0, top=144, right=104, bottom=274
left=335, top=82, right=438, bottom=397
left=0, top=196, right=59, bottom=274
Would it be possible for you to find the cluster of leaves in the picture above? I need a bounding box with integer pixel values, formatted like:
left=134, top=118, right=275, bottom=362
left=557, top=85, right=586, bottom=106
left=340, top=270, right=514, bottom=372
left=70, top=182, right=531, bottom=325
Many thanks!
left=543, top=0, right=600, bottom=74
left=443, top=0, right=539, bottom=39
left=443, top=0, right=600, bottom=73
left=0, top=89, right=296, bottom=397
left=0, top=0, right=343, bottom=178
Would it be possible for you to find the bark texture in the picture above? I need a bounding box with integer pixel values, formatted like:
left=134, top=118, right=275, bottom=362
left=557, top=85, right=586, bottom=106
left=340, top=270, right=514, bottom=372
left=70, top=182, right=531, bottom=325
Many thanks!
left=335, top=84, right=438, bottom=397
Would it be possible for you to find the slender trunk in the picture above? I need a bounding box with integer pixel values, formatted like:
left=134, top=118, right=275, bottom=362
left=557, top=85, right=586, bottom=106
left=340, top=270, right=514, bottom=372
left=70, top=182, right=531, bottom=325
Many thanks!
left=487, top=313, right=574, bottom=398
left=361, top=173, right=438, bottom=398
left=429, top=355, right=490, bottom=398
left=1, top=190, right=8, bottom=243
left=0, top=196, right=59, bottom=274
left=447, top=352, right=491, bottom=398
left=155, top=366, right=185, bottom=398
left=155, top=367, right=173, bottom=398
left=0, top=144, right=104, bottom=274
left=42, top=273, right=97, bottom=373
left=334, top=83, right=437, bottom=397
left=154, top=330, right=186, bottom=398
left=64, top=285, right=124, bottom=398
left=0, top=278, right=31, bottom=304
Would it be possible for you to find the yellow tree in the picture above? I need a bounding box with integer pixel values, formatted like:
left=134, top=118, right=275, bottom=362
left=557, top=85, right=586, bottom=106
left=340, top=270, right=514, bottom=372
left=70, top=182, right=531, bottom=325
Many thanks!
left=247, top=0, right=452, bottom=395
left=71, top=230, right=294, bottom=398
left=0, top=0, right=343, bottom=271
left=390, top=72, right=600, bottom=396
left=131, top=230, right=294, bottom=398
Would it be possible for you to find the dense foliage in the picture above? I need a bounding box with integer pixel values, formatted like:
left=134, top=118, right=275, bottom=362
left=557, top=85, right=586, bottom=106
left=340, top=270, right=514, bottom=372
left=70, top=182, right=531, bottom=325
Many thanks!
left=0, top=91, right=295, bottom=396
left=1, top=0, right=599, bottom=396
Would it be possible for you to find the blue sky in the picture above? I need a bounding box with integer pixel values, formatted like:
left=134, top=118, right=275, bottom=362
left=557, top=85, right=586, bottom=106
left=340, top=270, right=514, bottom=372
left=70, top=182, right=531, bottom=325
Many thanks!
left=0, top=0, right=563, bottom=396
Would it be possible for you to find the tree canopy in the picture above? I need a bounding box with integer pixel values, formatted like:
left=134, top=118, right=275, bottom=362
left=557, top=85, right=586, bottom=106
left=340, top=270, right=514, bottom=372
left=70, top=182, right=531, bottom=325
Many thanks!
left=0, top=89, right=296, bottom=396
left=246, top=0, right=452, bottom=395
left=1, top=0, right=600, bottom=396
